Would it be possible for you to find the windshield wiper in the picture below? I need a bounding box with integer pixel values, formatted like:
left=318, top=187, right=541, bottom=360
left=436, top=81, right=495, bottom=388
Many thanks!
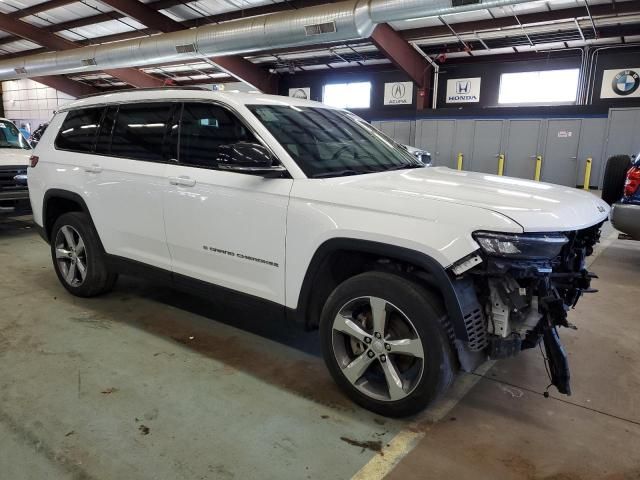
left=384, top=163, right=424, bottom=171
left=311, top=169, right=375, bottom=178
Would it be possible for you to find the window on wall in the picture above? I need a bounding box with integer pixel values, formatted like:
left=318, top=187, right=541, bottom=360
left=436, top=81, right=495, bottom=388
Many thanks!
left=323, top=82, right=371, bottom=109
left=498, top=69, right=580, bottom=105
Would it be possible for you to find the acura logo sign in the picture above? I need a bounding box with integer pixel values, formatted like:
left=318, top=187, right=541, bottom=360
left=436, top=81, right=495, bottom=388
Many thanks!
left=391, top=83, right=406, bottom=99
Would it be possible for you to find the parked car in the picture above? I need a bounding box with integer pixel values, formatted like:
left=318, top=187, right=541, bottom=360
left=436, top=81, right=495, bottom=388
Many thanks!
left=606, top=153, right=640, bottom=239
left=29, top=122, right=49, bottom=148
left=28, top=89, right=609, bottom=417
left=0, top=118, right=32, bottom=216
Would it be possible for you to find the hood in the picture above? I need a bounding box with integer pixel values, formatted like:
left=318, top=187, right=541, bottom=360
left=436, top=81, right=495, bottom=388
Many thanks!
left=0, top=149, right=30, bottom=167
left=329, top=167, right=610, bottom=232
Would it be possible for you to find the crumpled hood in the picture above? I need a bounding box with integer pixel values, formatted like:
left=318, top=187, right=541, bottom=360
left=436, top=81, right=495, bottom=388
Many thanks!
left=331, top=167, right=610, bottom=232
left=0, top=149, right=30, bottom=167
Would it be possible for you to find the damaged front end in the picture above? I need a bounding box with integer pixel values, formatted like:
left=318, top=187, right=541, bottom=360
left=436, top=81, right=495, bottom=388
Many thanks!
left=451, top=223, right=603, bottom=396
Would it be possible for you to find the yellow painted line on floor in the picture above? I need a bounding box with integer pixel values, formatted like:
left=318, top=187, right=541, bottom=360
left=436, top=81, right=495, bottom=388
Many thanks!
left=351, top=361, right=495, bottom=480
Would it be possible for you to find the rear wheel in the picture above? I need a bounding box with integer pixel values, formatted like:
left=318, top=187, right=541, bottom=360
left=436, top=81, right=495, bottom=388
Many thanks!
left=320, top=271, right=455, bottom=417
left=51, top=212, right=117, bottom=297
left=602, top=155, right=631, bottom=205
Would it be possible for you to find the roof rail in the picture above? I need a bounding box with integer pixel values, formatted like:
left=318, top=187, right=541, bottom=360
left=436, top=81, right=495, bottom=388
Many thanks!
left=79, top=85, right=210, bottom=99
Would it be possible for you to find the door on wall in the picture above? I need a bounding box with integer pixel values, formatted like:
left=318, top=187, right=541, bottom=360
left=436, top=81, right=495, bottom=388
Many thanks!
left=543, top=119, right=582, bottom=187
left=471, top=120, right=504, bottom=174
left=504, top=120, right=542, bottom=180
left=376, top=120, right=413, bottom=146
left=416, top=120, right=455, bottom=167
left=604, top=108, right=640, bottom=160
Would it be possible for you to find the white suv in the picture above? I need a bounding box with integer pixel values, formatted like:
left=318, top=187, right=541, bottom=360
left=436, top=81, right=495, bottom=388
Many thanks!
left=28, top=88, right=609, bottom=417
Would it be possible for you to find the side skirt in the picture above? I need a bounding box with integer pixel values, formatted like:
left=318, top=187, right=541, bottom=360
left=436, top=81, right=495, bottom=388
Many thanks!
left=106, top=254, right=290, bottom=323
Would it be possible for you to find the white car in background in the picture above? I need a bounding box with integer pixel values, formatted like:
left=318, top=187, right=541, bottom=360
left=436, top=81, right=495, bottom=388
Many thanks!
left=28, top=89, right=609, bottom=417
left=0, top=118, right=31, bottom=216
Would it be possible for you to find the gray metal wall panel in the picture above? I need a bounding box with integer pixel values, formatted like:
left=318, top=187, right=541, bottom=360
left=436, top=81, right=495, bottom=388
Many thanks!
left=577, top=118, right=608, bottom=188
left=451, top=120, right=474, bottom=170
left=471, top=120, right=504, bottom=174
left=542, top=119, right=582, bottom=187
left=504, top=119, right=543, bottom=181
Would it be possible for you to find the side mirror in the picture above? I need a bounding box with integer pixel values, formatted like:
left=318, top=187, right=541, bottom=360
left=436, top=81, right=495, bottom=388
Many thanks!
left=218, top=142, right=286, bottom=175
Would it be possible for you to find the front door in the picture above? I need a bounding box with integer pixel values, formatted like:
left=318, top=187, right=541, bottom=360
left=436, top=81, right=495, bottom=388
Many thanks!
left=163, top=102, right=292, bottom=304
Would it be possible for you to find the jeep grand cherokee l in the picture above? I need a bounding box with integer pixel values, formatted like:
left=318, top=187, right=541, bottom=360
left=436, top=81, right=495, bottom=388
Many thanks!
left=28, top=89, right=609, bottom=417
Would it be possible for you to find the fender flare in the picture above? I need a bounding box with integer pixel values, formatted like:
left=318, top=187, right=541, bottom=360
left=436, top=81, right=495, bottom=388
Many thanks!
left=41, top=188, right=93, bottom=243
left=295, top=238, right=481, bottom=346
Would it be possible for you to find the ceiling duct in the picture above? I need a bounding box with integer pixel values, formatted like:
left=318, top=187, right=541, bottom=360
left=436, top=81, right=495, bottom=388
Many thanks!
left=0, top=0, right=538, bottom=81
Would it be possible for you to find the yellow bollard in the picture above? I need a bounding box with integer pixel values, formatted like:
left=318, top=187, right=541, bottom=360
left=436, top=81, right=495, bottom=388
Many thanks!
left=534, top=155, right=542, bottom=181
left=457, top=152, right=463, bottom=171
left=583, top=157, right=592, bottom=190
left=497, top=153, right=505, bottom=176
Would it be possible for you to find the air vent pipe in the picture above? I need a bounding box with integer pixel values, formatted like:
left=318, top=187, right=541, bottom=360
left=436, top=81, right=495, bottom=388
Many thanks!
left=0, top=0, right=537, bottom=81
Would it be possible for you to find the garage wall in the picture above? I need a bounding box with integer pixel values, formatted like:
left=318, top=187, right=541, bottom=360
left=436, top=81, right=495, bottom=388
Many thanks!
left=373, top=108, right=640, bottom=188
left=1, top=79, right=75, bottom=133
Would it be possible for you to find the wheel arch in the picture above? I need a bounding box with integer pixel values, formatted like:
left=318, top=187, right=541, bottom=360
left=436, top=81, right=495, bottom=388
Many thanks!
left=293, top=238, right=479, bottom=349
left=42, top=189, right=94, bottom=244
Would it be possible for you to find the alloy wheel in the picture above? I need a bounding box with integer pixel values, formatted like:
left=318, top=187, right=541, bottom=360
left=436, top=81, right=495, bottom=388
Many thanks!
left=331, top=296, right=425, bottom=402
left=55, top=225, right=87, bottom=287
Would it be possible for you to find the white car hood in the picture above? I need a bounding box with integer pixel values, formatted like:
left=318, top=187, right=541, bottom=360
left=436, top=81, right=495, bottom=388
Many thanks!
left=327, top=167, right=609, bottom=232
left=0, top=149, right=30, bottom=167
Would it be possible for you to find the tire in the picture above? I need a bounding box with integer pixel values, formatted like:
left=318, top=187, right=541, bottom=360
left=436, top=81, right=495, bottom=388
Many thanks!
left=319, top=271, right=456, bottom=417
left=50, top=212, right=117, bottom=297
left=602, top=154, right=631, bottom=205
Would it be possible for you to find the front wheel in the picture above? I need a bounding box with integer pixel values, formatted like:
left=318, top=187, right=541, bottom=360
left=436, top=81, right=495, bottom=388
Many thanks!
left=319, top=271, right=455, bottom=417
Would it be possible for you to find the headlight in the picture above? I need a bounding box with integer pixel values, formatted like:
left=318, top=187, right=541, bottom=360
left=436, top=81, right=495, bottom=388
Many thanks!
left=473, top=231, right=568, bottom=260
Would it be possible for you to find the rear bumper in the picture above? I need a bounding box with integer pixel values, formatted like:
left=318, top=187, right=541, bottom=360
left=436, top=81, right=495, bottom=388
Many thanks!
left=611, top=202, right=640, bottom=239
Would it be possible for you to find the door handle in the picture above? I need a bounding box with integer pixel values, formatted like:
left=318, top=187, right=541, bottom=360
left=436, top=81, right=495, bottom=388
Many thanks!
left=85, top=164, right=102, bottom=174
left=168, top=176, right=196, bottom=187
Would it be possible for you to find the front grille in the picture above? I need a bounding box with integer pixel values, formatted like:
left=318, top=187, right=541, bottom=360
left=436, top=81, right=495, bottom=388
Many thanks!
left=0, top=166, right=28, bottom=192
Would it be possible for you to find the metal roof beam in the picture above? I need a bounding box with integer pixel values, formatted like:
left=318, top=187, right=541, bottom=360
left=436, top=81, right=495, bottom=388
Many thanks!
left=32, top=74, right=100, bottom=97
left=370, top=23, right=432, bottom=108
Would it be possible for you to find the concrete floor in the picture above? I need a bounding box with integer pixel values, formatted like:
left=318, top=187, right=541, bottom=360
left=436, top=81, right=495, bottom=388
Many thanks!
left=0, top=216, right=639, bottom=480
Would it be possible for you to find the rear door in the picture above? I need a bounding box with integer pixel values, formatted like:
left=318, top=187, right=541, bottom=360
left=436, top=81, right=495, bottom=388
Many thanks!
left=162, top=102, right=292, bottom=304
left=542, top=119, right=582, bottom=187
left=65, top=103, right=175, bottom=270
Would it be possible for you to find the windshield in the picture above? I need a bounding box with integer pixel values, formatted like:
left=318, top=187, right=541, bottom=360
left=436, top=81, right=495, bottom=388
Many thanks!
left=247, top=105, right=422, bottom=178
left=0, top=121, right=31, bottom=150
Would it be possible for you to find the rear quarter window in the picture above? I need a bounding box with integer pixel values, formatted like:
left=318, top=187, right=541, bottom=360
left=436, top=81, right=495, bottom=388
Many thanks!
left=55, top=108, right=105, bottom=153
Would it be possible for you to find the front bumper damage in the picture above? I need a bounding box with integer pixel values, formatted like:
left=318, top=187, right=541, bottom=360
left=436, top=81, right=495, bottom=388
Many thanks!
left=451, top=223, right=603, bottom=396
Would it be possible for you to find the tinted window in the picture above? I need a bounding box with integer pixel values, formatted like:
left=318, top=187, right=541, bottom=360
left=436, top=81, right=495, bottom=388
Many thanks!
left=110, top=103, right=174, bottom=161
left=179, top=102, right=256, bottom=168
left=56, top=108, right=104, bottom=153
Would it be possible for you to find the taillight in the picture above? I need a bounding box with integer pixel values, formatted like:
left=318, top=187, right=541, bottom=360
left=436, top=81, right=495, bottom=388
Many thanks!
left=29, top=155, right=39, bottom=168
left=624, top=166, right=640, bottom=197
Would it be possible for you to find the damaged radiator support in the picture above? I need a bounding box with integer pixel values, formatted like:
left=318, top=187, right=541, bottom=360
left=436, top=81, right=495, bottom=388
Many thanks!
left=466, top=223, right=602, bottom=396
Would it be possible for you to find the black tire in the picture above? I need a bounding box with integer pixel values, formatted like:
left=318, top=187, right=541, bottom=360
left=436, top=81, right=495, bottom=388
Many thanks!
left=602, top=155, right=631, bottom=205
left=50, top=212, right=117, bottom=297
left=319, top=271, right=456, bottom=417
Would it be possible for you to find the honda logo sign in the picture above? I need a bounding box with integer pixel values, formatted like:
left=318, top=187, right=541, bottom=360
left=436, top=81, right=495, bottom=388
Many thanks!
left=446, top=77, right=481, bottom=103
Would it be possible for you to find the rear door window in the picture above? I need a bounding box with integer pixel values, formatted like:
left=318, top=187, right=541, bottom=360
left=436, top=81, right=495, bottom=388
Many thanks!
left=109, top=103, right=175, bottom=162
left=55, top=108, right=105, bottom=153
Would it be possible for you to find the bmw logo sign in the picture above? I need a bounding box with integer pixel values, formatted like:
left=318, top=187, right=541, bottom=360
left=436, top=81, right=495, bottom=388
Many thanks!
left=612, top=70, right=639, bottom=96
